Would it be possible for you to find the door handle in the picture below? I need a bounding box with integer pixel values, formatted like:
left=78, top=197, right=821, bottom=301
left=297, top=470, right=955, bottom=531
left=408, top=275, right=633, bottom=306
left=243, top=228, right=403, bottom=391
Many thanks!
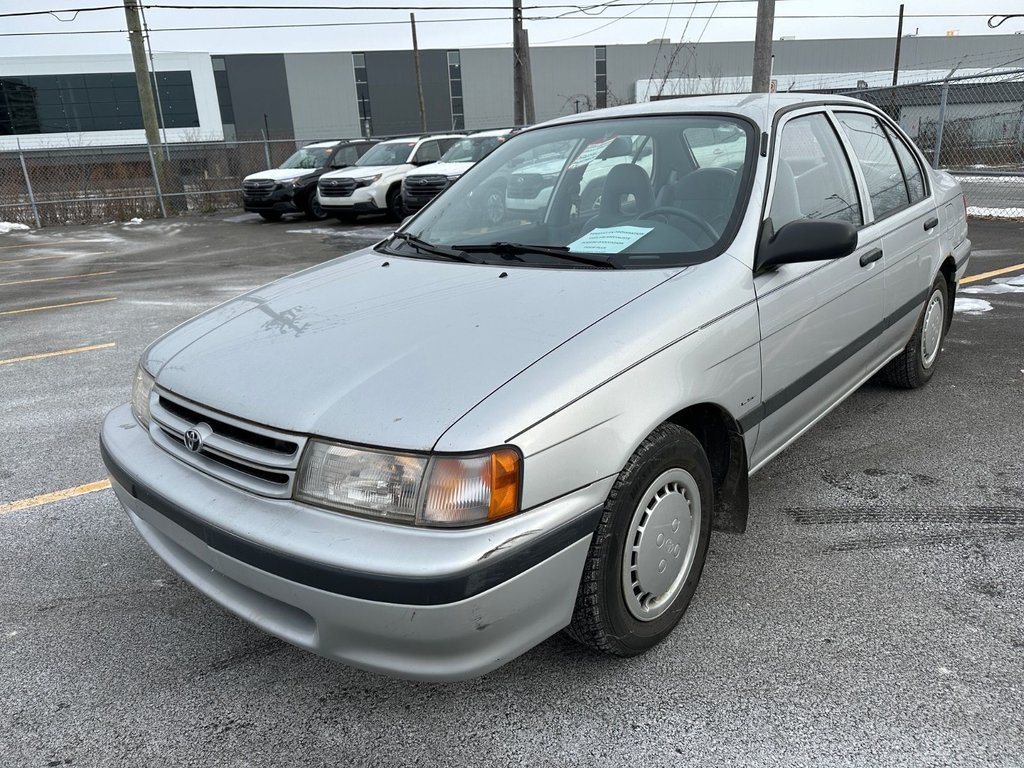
left=923, top=217, right=939, bottom=231
left=859, top=248, right=883, bottom=267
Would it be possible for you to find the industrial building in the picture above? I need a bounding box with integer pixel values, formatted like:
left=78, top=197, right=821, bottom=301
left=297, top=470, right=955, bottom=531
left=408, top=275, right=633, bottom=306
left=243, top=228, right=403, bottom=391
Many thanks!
left=1, top=33, right=1021, bottom=149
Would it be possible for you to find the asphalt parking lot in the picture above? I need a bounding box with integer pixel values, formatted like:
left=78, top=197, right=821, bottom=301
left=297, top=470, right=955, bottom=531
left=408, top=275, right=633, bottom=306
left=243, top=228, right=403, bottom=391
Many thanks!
left=2, top=213, right=1023, bottom=767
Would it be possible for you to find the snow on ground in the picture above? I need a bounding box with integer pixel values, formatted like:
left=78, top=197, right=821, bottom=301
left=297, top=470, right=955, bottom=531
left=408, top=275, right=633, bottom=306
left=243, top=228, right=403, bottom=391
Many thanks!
left=954, top=297, right=994, bottom=315
left=961, top=275, right=1024, bottom=295
left=954, top=176, right=1024, bottom=185
left=0, top=221, right=31, bottom=234
left=967, top=206, right=1024, bottom=220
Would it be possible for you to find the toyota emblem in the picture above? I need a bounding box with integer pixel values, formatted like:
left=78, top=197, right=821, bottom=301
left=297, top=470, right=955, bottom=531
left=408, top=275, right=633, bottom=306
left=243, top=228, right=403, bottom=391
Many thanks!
left=183, top=428, right=204, bottom=453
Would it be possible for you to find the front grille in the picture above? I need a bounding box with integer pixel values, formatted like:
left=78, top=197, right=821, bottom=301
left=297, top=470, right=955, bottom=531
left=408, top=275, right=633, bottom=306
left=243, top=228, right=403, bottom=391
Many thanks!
left=242, top=179, right=276, bottom=200
left=149, top=388, right=307, bottom=498
left=404, top=175, right=449, bottom=197
left=318, top=177, right=357, bottom=198
left=507, top=173, right=546, bottom=200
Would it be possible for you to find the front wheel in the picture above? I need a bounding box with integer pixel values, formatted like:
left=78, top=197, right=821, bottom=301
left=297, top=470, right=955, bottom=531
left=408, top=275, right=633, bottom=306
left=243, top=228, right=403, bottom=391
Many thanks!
left=386, top=187, right=404, bottom=221
left=566, top=423, right=712, bottom=656
left=304, top=192, right=328, bottom=221
left=881, top=274, right=949, bottom=388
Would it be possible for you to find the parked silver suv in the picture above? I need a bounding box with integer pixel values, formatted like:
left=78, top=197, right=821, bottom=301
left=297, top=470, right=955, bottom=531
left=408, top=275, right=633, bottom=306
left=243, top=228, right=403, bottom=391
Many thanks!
left=101, top=94, right=970, bottom=681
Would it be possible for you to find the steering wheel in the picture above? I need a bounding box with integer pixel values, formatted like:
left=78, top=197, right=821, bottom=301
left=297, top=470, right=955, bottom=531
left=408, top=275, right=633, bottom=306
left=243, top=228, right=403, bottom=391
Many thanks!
left=634, top=206, right=720, bottom=241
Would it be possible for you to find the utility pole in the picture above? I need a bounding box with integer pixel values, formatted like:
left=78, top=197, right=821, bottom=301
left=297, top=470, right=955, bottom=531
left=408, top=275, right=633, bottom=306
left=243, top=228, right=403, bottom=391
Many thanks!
left=410, top=13, right=427, bottom=131
left=512, top=0, right=525, bottom=125
left=751, top=0, right=775, bottom=93
left=892, top=3, right=905, bottom=86
left=123, top=0, right=162, bottom=148
left=521, top=28, right=536, bottom=125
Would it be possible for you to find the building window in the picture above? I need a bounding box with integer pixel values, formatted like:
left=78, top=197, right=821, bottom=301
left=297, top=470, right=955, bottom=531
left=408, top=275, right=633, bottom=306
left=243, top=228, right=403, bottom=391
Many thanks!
left=0, top=71, right=200, bottom=136
left=353, top=53, right=372, bottom=137
left=447, top=50, right=464, bottom=131
left=595, top=46, right=607, bottom=109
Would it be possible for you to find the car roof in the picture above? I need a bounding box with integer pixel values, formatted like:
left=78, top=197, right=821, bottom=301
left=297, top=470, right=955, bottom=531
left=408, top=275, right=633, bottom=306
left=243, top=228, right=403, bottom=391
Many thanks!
left=536, top=92, right=877, bottom=132
left=467, top=128, right=516, bottom=138
left=301, top=139, right=374, bottom=149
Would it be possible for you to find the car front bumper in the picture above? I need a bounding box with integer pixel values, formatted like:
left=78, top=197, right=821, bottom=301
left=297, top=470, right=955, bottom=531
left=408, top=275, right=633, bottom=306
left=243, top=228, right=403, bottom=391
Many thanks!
left=318, top=185, right=385, bottom=213
left=241, top=188, right=300, bottom=214
left=100, top=404, right=605, bottom=681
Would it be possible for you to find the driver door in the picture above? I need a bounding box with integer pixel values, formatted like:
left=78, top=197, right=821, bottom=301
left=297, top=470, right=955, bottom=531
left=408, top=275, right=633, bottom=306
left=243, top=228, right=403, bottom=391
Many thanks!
left=750, top=109, right=885, bottom=470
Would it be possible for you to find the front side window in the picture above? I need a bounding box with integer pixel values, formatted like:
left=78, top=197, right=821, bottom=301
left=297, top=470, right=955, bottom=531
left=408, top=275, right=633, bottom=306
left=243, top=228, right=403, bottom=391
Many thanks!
left=355, top=141, right=415, bottom=166
left=770, top=113, right=862, bottom=230
left=414, top=140, right=442, bottom=163
left=330, top=145, right=362, bottom=168
left=442, top=136, right=503, bottom=163
left=835, top=112, right=910, bottom=221
left=395, top=115, right=754, bottom=269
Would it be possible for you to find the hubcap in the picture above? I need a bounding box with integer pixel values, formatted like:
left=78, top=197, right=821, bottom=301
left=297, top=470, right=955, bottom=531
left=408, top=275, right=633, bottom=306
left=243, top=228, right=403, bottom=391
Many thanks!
left=486, top=191, right=504, bottom=224
left=921, top=289, right=945, bottom=368
left=621, top=468, right=702, bottom=622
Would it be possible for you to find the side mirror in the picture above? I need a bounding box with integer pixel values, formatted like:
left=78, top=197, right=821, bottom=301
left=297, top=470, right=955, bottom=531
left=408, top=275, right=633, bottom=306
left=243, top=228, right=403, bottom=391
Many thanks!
left=755, top=218, right=858, bottom=272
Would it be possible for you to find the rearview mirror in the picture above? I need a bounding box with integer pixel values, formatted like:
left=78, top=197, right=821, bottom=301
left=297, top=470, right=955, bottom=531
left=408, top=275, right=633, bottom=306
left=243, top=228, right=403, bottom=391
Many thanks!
left=755, top=219, right=858, bottom=272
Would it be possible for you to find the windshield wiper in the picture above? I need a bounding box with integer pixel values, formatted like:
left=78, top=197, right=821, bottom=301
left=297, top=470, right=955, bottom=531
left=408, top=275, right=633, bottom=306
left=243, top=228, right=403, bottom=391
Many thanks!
left=452, top=242, right=617, bottom=269
left=385, top=232, right=484, bottom=264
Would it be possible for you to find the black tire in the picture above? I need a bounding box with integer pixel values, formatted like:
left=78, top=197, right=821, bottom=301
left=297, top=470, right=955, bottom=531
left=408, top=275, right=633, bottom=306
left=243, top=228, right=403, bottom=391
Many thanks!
left=566, top=423, right=713, bottom=656
left=334, top=212, right=358, bottom=224
left=386, top=187, right=404, bottom=221
left=303, top=192, right=328, bottom=221
left=258, top=211, right=282, bottom=222
left=881, top=274, right=949, bottom=389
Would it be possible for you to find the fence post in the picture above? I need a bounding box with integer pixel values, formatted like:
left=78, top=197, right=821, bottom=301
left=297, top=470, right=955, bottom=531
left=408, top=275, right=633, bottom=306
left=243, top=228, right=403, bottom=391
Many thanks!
left=15, top=137, right=41, bottom=229
left=148, top=143, right=168, bottom=219
left=261, top=129, right=272, bottom=168
left=932, top=79, right=950, bottom=168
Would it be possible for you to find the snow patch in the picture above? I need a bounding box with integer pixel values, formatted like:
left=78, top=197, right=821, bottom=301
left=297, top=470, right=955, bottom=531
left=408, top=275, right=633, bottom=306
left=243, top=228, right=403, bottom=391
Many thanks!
left=954, top=298, right=993, bottom=315
left=961, top=275, right=1024, bottom=295
left=126, top=217, right=144, bottom=225
left=0, top=221, right=30, bottom=234
left=967, top=206, right=1024, bottom=220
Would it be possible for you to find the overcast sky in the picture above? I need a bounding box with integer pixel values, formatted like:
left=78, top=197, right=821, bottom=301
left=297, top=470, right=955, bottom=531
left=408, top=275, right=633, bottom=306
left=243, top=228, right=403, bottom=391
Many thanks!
left=0, top=0, right=1018, bottom=57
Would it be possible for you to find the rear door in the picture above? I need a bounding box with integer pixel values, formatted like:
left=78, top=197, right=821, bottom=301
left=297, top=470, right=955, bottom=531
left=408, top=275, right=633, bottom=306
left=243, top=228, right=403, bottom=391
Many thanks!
left=832, top=110, right=938, bottom=358
left=750, top=109, right=885, bottom=470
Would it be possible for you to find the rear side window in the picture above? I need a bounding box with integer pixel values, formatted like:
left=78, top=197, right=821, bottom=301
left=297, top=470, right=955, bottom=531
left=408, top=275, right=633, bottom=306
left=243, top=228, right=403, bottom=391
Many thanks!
left=835, top=112, right=910, bottom=220
left=770, top=113, right=862, bottom=229
left=883, top=125, right=927, bottom=204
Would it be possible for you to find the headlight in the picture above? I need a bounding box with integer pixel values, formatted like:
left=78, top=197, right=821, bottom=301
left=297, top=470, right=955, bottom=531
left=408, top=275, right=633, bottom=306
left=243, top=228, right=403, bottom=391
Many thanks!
left=295, top=440, right=521, bottom=527
left=131, top=366, right=155, bottom=428
left=354, top=174, right=382, bottom=188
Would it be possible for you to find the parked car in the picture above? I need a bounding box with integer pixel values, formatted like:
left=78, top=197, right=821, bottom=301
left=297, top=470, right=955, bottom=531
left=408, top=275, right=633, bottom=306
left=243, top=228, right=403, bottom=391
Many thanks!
left=401, top=129, right=515, bottom=216
left=102, top=93, right=970, bottom=682
left=241, top=139, right=376, bottom=221
left=317, top=134, right=465, bottom=221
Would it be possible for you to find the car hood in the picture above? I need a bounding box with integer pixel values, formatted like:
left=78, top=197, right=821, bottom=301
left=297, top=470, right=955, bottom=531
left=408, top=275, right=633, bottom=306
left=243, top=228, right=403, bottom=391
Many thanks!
left=244, top=168, right=318, bottom=182
left=150, top=250, right=677, bottom=451
left=407, top=161, right=473, bottom=178
left=321, top=165, right=410, bottom=180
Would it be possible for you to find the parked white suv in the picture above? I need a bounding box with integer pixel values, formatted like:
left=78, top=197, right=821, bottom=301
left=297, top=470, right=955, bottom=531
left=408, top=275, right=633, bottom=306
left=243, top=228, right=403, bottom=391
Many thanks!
left=318, top=134, right=464, bottom=221
left=401, top=129, right=515, bottom=215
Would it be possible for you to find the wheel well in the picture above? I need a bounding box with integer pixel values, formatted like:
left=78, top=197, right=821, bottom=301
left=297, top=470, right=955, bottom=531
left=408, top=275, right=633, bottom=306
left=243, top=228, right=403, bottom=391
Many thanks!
left=939, top=256, right=957, bottom=331
left=667, top=403, right=749, bottom=533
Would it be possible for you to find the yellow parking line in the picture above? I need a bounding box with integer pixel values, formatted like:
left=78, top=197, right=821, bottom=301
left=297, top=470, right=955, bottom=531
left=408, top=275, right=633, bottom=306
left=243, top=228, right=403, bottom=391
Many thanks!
left=0, top=342, right=115, bottom=366
left=961, top=262, right=1024, bottom=285
left=0, top=270, right=116, bottom=288
left=0, top=480, right=111, bottom=516
left=0, top=297, right=116, bottom=316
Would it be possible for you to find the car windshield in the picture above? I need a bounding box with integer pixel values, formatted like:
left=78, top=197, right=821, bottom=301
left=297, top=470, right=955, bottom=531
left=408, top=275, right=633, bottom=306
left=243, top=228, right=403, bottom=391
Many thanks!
left=279, top=147, right=331, bottom=169
left=356, top=141, right=416, bottom=166
left=399, top=115, right=752, bottom=269
left=442, top=136, right=504, bottom=163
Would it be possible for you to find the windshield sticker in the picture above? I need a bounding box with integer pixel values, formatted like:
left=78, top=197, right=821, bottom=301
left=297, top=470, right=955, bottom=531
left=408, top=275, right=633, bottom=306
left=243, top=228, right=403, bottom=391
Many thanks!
left=568, top=226, right=653, bottom=254
left=568, top=138, right=616, bottom=169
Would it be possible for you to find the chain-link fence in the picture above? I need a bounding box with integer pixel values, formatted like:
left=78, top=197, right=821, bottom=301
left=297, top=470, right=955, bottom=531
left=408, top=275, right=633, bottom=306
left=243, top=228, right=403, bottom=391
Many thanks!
left=0, top=138, right=303, bottom=228
left=840, top=68, right=1024, bottom=219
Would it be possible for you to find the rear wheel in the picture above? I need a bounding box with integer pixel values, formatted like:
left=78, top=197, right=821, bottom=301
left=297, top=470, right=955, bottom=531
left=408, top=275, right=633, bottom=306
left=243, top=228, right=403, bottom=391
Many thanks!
left=304, top=192, right=327, bottom=221
left=566, top=423, right=712, bottom=656
left=881, top=274, right=949, bottom=388
left=258, top=211, right=282, bottom=222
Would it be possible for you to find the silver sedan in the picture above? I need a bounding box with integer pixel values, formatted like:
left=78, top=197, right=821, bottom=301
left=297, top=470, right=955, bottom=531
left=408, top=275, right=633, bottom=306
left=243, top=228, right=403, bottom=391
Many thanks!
left=101, top=93, right=971, bottom=681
